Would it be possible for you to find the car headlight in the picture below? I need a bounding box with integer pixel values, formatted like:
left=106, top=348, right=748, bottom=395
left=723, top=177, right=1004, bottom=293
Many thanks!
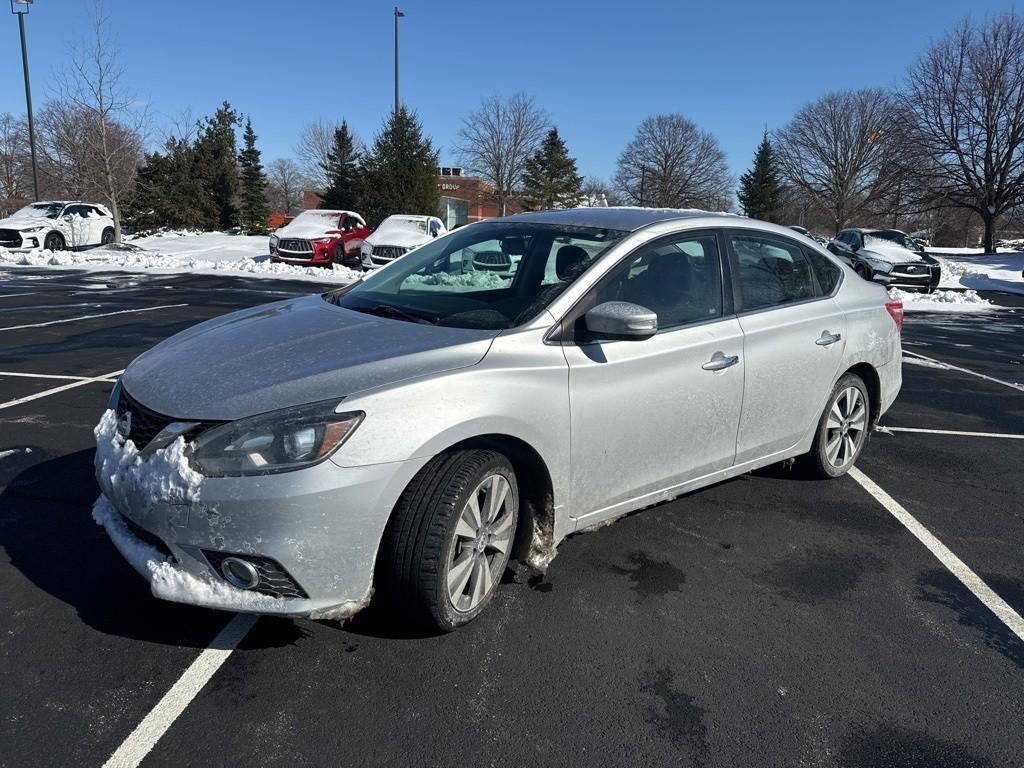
left=23, top=226, right=46, bottom=233
left=269, top=235, right=279, bottom=244
left=311, top=237, right=334, bottom=245
left=189, top=400, right=363, bottom=477
left=864, top=258, right=892, bottom=274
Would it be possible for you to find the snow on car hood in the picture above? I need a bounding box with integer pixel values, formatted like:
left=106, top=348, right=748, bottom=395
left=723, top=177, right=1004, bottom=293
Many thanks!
left=0, top=214, right=55, bottom=231
left=120, top=294, right=498, bottom=421
left=273, top=214, right=341, bottom=239
left=861, top=240, right=925, bottom=265
left=364, top=229, right=432, bottom=249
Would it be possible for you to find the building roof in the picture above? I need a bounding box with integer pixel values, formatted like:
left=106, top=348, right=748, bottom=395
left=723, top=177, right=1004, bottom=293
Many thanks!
left=506, top=206, right=740, bottom=232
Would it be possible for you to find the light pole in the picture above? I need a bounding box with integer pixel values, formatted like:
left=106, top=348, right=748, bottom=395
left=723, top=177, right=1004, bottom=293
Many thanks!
left=11, top=0, right=39, bottom=201
left=393, top=6, right=405, bottom=115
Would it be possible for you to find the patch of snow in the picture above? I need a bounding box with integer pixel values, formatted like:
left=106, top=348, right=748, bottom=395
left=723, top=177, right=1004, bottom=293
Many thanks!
left=404, top=270, right=510, bottom=291
left=0, top=447, right=31, bottom=460
left=888, top=287, right=995, bottom=313
left=526, top=519, right=558, bottom=572
left=930, top=249, right=1024, bottom=295
left=902, top=356, right=950, bottom=370
left=861, top=238, right=923, bottom=264
left=0, top=232, right=362, bottom=284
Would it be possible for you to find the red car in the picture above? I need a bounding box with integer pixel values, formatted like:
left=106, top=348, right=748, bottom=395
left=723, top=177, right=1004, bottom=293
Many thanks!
left=269, top=209, right=370, bottom=268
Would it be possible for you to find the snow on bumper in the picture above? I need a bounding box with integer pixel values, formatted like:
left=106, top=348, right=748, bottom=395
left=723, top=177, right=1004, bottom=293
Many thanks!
left=92, top=409, right=422, bottom=619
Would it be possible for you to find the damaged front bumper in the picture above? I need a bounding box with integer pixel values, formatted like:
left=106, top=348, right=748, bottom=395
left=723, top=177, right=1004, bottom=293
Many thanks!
left=93, top=409, right=430, bottom=620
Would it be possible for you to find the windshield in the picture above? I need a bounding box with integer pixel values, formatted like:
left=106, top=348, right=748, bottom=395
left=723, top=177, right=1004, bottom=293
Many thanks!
left=328, top=221, right=627, bottom=329
left=867, top=230, right=919, bottom=251
left=292, top=211, right=340, bottom=225
left=13, top=203, right=64, bottom=220
left=378, top=217, right=429, bottom=235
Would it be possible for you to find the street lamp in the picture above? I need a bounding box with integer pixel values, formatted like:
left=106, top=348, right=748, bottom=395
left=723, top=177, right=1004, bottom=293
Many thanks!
left=393, top=6, right=404, bottom=115
left=11, top=0, right=39, bottom=201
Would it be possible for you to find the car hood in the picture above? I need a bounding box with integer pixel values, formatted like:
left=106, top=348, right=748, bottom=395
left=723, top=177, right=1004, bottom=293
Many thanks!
left=273, top=220, right=337, bottom=239
left=860, top=243, right=926, bottom=265
left=0, top=215, right=57, bottom=231
left=365, top=230, right=431, bottom=249
left=121, top=294, right=498, bottom=421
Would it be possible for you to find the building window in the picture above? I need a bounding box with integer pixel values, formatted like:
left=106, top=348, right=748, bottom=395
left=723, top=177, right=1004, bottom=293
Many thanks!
left=440, top=196, right=468, bottom=230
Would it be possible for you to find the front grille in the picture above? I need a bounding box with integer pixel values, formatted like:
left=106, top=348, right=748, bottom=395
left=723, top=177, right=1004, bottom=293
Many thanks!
left=893, top=263, right=928, bottom=275
left=120, top=512, right=173, bottom=560
left=116, top=388, right=174, bottom=448
left=0, top=229, right=21, bottom=248
left=202, top=550, right=309, bottom=599
left=372, top=245, right=405, bottom=261
left=278, top=238, right=312, bottom=253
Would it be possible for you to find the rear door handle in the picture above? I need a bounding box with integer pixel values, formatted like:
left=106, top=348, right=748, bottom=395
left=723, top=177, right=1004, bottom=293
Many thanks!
left=702, top=352, right=740, bottom=371
left=816, top=332, right=842, bottom=346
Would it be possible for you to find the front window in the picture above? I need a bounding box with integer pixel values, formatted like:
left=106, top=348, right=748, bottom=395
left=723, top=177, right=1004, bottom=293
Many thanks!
left=13, top=202, right=65, bottom=220
left=866, top=230, right=919, bottom=251
left=329, top=222, right=626, bottom=329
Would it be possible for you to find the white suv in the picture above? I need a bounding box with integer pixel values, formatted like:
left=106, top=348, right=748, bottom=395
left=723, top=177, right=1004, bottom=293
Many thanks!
left=361, top=215, right=447, bottom=269
left=0, top=201, right=115, bottom=252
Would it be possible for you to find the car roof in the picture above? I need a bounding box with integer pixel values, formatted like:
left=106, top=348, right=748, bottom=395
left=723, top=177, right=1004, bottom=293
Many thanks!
left=506, top=206, right=748, bottom=232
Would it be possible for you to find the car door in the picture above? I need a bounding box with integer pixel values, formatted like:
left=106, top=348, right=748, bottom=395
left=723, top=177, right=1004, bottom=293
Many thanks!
left=561, top=230, right=745, bottom=525
left=726, top=230, right=847, bottom=464
left=63, top=205, right=91, bottom=248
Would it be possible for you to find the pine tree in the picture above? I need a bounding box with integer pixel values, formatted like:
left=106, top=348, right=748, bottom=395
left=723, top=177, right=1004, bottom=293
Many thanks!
left=520, top=128, right=583, bottom=210
left=320, top=121, right=360, bottom=211
left=738, top=132, right=783, bottom=222
left=193, top=101, right=241, bottom=230
left=359, top=107, right=439, bottom=227
left=238, top=117, right=269, bottom=234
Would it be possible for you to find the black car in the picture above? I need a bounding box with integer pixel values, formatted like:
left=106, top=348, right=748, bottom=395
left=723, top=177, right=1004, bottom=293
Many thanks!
left=828, top=228, right=940, bottom=292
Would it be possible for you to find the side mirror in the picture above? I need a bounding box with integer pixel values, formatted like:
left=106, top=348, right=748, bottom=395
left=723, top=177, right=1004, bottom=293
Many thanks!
left=584, top=301, right=658, bottom=340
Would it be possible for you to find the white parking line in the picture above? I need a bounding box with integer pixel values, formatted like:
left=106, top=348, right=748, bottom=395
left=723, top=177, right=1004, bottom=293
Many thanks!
left=883, top=426, right=1024, bottom=440
left=102, top=614, right=257, bottom=768
left=0, top=369, right=124, bottom=411
left=902, top=350, right=1024, bottom=393
left=0, top=370, right=120, bottom=382
left=0, top=292, right=36, bottom=298
left=849, top=467, right=1024, bottom=643
left=0, top=303, right=188, bottom=332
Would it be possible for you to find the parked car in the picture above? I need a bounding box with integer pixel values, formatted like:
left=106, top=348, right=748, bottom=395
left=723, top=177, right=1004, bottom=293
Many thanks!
left=360, top=215, right=447, bottom=269
left=0, top=201, right=115, bottom=251
left=95, top=209, right=902, bottom=631
left=270, top=209, right=370, bottom=269
left=828, top=228, right=940, bottom=292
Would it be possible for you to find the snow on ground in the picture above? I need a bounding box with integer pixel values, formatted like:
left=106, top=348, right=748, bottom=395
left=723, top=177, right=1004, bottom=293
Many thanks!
left=0, top=231, right=362, bottom=284
left=888, top=287, right=995, bottom=312
left=930, top=247, right=1023, bottom=295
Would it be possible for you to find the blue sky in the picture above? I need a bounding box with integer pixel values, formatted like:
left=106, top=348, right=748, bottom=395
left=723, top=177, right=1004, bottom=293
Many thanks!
left=0, top=0, right=1011, bottom=182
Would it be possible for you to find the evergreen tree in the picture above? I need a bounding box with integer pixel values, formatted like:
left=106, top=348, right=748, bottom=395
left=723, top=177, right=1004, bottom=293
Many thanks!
left=520, top=128, right=583, bottom=210
left=320, top=121, right=360, bottom=211
left=359, top=108, right=439, bottom=227
left=238, top=117, right=269, bottom=234
left=126, top=136, right=207, bottom=231
left=738, top=132, right=783, bottom=222
left=193, top=101, right=240, bottom=230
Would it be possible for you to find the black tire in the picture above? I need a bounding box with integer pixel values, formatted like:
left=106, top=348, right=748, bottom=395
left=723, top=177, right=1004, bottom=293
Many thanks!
left=44, top=232, right=65, bottom=251
left=798, top=372, right=871, bottom=479
left=101, top=227, right=115, bottom=245
left=380, top=449, right=519, bottom=631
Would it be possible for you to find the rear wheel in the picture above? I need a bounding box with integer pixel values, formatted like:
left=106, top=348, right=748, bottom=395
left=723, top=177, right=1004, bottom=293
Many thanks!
left=380, top=449, right=519, bottom=631
left=44, top=232, right=65, bottom=251
left=799, top=373, right=870, bottom=479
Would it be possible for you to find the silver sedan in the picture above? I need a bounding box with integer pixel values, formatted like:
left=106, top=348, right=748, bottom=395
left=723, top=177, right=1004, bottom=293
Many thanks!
left=94, top=208, right=903, bottom=630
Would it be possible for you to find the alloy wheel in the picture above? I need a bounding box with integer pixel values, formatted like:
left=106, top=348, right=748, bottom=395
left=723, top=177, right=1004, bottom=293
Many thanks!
left=825, top=386, right=867, bottom=468
left=446, top=473, right=515, bottom=613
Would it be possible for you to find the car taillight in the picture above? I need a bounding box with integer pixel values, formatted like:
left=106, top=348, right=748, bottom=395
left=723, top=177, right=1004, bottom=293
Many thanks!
left=885, top=299, right=904, bottom=333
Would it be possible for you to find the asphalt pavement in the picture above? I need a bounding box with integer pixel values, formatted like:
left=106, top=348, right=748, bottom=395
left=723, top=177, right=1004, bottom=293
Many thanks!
left=0, top=267, right=1021, bottom=767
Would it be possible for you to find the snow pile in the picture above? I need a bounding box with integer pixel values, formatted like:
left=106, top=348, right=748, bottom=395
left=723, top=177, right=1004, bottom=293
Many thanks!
left=930, top=248, right=1024, bottom=295
left=0, top=231, right=363, bottom=284
left=888, top=287, right=995, bottom=312
left=94, top=408, right=203, bottom=510
left=405, top=270, right=510, bottom=291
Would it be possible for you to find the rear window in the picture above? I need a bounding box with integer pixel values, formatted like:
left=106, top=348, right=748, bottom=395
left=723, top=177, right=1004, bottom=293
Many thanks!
left=803, top=247, right=842, bottom=294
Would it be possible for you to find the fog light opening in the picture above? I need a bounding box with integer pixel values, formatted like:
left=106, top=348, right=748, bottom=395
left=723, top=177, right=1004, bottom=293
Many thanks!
left=220, top=557, right=260, bottom=590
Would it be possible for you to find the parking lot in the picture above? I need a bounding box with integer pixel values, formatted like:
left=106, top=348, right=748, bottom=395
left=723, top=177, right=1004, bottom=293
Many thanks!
left=0, top=266, right=1021, bottom=767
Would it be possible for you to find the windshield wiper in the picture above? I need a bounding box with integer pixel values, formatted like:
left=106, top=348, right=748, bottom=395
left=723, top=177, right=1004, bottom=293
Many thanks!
left=353, top=303, right=438, bottom=325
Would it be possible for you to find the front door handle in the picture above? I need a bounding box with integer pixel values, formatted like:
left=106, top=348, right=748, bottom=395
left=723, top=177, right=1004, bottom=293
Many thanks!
left=816, top=332, right=842, bottom=346
left=702, top=352, right=740, bottom=371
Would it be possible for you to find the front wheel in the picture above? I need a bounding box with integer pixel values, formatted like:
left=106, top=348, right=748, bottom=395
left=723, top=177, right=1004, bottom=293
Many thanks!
left=44, top=232, right=65, bottom=251
left=798, top=373, right=870, bottom=479
left=380, top=449, right=519, bottom=631
left=101, top=227, right=115, bottom=245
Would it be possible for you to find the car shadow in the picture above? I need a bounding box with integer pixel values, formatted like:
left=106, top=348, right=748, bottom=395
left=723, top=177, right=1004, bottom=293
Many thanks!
left=0, top=448, right=302, bottom=650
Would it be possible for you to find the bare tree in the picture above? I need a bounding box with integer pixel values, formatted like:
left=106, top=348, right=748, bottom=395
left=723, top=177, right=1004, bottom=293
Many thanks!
left=42, top=0, right=145, bottom=240
left=773, top=89, right=897, bottom=234
left=0, top=113, right=32, bottom=215
left=454, top=93, right=548, bottom=216
left=295, top=119, right=337, bottom=189
left=614, top=114, right=733, bottom=210
left=901, top=13, right=1024, bottom=253
left=266, top=158, right=307, bottom=215
left=580, top=176, right=622, bottom=207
